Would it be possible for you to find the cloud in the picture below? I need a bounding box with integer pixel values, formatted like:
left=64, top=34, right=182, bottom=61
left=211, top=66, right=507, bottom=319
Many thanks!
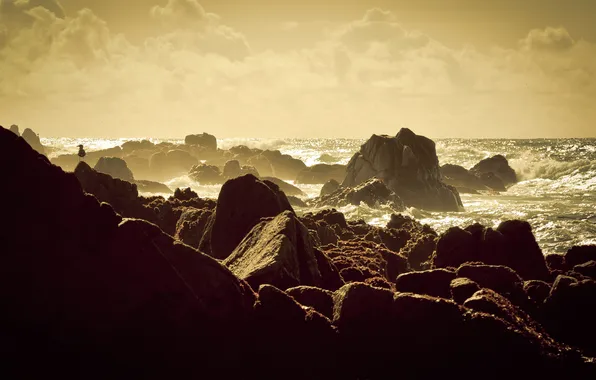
left=520, top=27, right=576, bottom=52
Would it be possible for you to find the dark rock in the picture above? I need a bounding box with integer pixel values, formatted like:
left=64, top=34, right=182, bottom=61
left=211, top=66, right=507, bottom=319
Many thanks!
left=21, top=128, right=45, bottom=155
left=260, top=150, right=307, bottom=180
left=524, top=280, right=551, bottom=305
left=261, top=177, right=304, bottom=196
left=342, top=128, right=462, bottom=211
left=450, top=277, right=481, bottom=304
left=314, top=178, right=404, bottom=211
left=433, top=227, right=476, bottom=268
left=395, top=269, right=456, bottom=298
left=184, top=133, right=217, bottom=150
left=121, top=140, right=155, bottom=152
left=545, top=253, right=566, bottom=271
left=456, top=263, right=525, bottom=301
left=470, top=154, right=517, bottom=186
left=188, top=164, right=222, bottom=184
left=52, top=146, right=123, bottom=172
left=477, top=171, right=507, bottom=192
left=94, top=157, right=135, bottom=182
left=175, top=208, right=214, bottom=248
left=295, top=164, right=347, bottom=184
left=440, top=163, right=488, bottom=191
left=565, top=245, right=596, bottom=268
left=173, top=187, right=198, bottom=201
left=222, top=160, right=260, bottom=179
left=286, top=286, right=335, bottom=319
left=9, top=124, right=19, bottom=135
left=320, top=179, right=340, bottom=197
left=573, top=260, right=596, bottom=280
left=200, top=174, right=294, bottom=260
left=287, top=195, right=307, bottom=208
left=134, top=180, right=172, bottom=194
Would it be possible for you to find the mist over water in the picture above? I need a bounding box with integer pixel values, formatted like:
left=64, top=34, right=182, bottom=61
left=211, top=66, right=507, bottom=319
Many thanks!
left=43, top=137, right=596, bottom=254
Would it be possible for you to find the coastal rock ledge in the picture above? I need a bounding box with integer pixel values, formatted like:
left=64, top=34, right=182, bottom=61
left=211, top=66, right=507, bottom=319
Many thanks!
left=342, top=128, right=462, bottom=211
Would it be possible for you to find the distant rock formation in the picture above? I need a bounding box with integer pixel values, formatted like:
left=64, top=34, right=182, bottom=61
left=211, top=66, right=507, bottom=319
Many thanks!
left=441, top=155, right=518, bottom=193
left=94, top=157, right=135, bottom=182
left=184, top=133, right=217, bottom=150
left=295, top=164, right=347, bottom=184
left=470, top=154, right=517, bottom=186
left=313, top=178, right=404, bottom=211
left=9, top=124, right=19, bottom=136
left=342, top=128, right=462, bottom=211
left=21, top=128, right=45, bottom=155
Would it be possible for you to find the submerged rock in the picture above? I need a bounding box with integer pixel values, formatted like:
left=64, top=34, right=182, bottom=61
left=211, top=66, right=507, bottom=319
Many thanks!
left=342, top=128, right=462, bottom=211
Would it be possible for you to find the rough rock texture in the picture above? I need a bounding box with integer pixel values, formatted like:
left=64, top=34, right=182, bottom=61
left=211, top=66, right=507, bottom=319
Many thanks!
left=450, top=277, right=481, bottom=304
left=188, top=164, right=222, bottom=184
left=470, top=154, right=517, bottom=186
left=395, top=269, right=456, bottom=298
left=313, top=178, right=404, bottom=211
left=184, top=133, right=217, bottom=150
left=286, top=286, right=335, bottom=319
left=456, top=264, right=526, bottom=306
left=258, top=150, right=307, bottom=180
left=175, top=208, right=214, bottom=248
left=565, top=245, right=596, bottom=269
left=135, top=180, right=172, bottom=194
left=94, top=157, right=135, bottom=182
left=295, top=164, right=347, bottom=184
left=441, top=163, right=506, bottom=192
left=261, top=177, right=304, bottom=196
left=199, top=174, right=294, bottom=260
left=342, top=128, right=462, bottom=211
left=320, top=179, right=340, bottom=197
left=21, top=128, right=45, bottom=154
left=432, top=221, right=550, bottom=281
left=222, top=160, right=260, bottom=179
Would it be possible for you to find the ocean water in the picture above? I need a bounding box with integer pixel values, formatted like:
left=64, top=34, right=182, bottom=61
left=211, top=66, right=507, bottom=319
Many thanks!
left=42, top=137, right=596, bottom=254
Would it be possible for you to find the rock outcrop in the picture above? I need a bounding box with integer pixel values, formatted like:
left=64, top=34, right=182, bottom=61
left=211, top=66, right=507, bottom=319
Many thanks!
left=295, top=164, right=347, bottom=184
left=9, top=124, right=19, bottom=135
left=149, top=150, right=197, bottom=180
left=184, top=133, right=217, bottom=150
left=94, top=157, right=135, bottom=182
left=21, top=128, right=45, bottom=155
left=313, top=178, right=404, bottom=211
left=470, top=154, right=517, bottom=186
left=342, top=128, right=462, bottom=211
left=320, top=179, right=340, bottom=196
left=441, top=163, right=506, bottom=192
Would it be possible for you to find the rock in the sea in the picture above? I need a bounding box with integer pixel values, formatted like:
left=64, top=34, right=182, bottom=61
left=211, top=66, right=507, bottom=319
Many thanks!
left=52, top=146, right=123, bottom=172
left=188, top=164, right=222, bottom=184
left=261, top=176, right=304, bottom=196
left=175, top=207, right=214, bottom=248
left=441, top=163, right=506, bottom=192
left=470, top=154, right=517, bottom=186
left=199, top=174, right=294, bottom=259
left=222, top=160, right=260, bottom=179
left=320, top=179, right=340, bottom=197
left=134, top=179, right=172, bottom=194
left=574, top=261, right=596, bottom=279
left=295, top=164, right=347, bottom=184
left=149, top=149, right=197, bottom=179
left=21, top=128, right=45, bottom=155
left=314, top=178, right=404, bottom=211
left=94, top=156, right=135, bottom=182
left=342, top=128, right=462, bottom=211
left=184, top=133, right=217, bottom=150
left=287, top=195, right=307, bottom=208
left=259, top=150, right=307, bottom=180
left=224, top=211, right=333, bottom=290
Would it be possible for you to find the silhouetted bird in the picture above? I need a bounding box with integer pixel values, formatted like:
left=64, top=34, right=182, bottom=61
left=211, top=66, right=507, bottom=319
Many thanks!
left=78, top=144, right=86, bottom=161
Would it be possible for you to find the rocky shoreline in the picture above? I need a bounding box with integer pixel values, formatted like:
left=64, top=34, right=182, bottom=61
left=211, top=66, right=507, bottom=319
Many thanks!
left=2, top=125, right=596, bottom=378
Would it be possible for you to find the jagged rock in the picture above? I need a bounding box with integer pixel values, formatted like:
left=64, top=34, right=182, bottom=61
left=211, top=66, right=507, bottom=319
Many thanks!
left=224, top=211, right=324, bottom=290
left=441, top=163, right=506, bottom=192
left=395, top=269, right=455, bottom=298
left=565, top=245, right=596, bottom=269
left=94, top=157, right=135, bottom=182
left=134, top=180, right=172, bottom=194
left=199, top=174, right=293, bottom=260
left=175, top=208, right=214, bottom=248
left=470, top=154, right=517, bottom=186
left=21, top=128, right=45, bottom=155
left=546, top=253, right=566, bottom=271
left=450, top=277, right=481, bottom=304
left=320, top=179, right=340, bottom=197
left=261, top=177, right=304, bottom=196
left=286, top=286, right=335, bottom=319
left=477, top=171, right=507, bottom=192
left=456, top=264, right=525, bottom=302
left=9, top=124, right=19, bottom=135
left=314, top=178, right=404, bottom=211
left=189, top=164, right=222, bottom=184
left=149, top=150, right=197, bottom=179
left=295, top=164, right=347, bottom=184
left=342, top=128, right=462, bottom=211
left=184, top=133, right=217, bottom=150
left=174, top=187, right=198, bottom=201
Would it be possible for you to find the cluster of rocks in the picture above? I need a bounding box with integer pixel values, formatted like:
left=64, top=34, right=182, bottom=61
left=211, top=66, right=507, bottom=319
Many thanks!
left=3, top=125, right=594, bottom=378
left=441, top=154, right=518, bottom=193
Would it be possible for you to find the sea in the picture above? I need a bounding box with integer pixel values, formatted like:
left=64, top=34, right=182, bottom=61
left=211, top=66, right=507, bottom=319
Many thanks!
left=42, top=137, right=596, bottom=255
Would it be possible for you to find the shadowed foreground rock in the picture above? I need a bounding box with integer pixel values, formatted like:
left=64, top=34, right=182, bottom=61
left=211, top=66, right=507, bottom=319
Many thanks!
left=0, top=126, right=595, bottom=379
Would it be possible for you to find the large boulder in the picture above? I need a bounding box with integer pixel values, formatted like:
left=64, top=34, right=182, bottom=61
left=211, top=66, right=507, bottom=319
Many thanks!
left=199, top=174, right=294, bottom=260
left=314, top=178, right=404, bottom=211
left=320, top=179, right=340, bottom=197
left=21, top=128, right=45, bottom=155
left=261, top=177, right=304, bottom=197
left=395, top=268, right=456, bottom=298
left=441, top=163, right=506, bottom=192
left=342, top=128, right=462, bottom=211
left=470, top=154, right=517, bottom=186
left=295, top=164, right=347, bottom=184
left=9, top=124, right=19, bottom=135
left=94, top=157, right=135, bottom=182
left=259, top=150, right=307, bottom=180
left=224, top=211, right=336, bottom=290
left=188, top=164, right=222, bottom=184
left=184, top=133, right=217, bottom=150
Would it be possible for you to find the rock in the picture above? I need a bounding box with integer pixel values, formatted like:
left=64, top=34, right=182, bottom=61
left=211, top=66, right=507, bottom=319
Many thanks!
left=94, top=157, right=135, bottom=182
left=450, top=277, right=481, bottom=304
left=287, top=195, right=307, bottom=208
left=295, top=164, right=347, bottom=184
left=261, top=177, right=304, bottom=196
left=456, top=264, right=525, bottom=301
left=286, top=286, right=335, bottom=319
left=21, top=128, right=45, bottom=155
left=199, top=174, right=293, bottom=260
left=173, top=187, right=198, bottom=201
left=184, top=133, right=217, bottom=150
left=318, top=153, right=337, bottom=163
left=134, top=180, right=172, bottom=194
left=121, top=140, right=155, bottom=152
left=314, top=178, right=404, bottom=211
left=477, top=171, right=507, bottom=192
left=433, top=226, right=476, bottom=268
left=545, top=253, right=566, bottom=271
left=175, top=208, right=214, bottom=248
left=441, top=164, right=487, bottom=190
left=52, top=146, right=123, bottom=172
left=565, top=245, right=596, bottom=268
left=9, top=124, right=19, bottom=135
left=222, top=160, right=260, bottom=179
left=149, top=150, right=197, bottom=180
left=223, top=211, right=324, bottom=290
left=188, top=164, right=222, bottom=184
left=573, top=261, right=596, bottom=279
left=524, top=280, right=551, bottom=305
left=342, top=128, right=462, bottom=211
left=320, top=179, right=340, bottom=197
left=470, top=154, right=517, bottom=186
left=260, top=150, right=307, bottom=180
left=395, top=269, right=456, bottom=298
left=246, top=154, right=274, bottom=177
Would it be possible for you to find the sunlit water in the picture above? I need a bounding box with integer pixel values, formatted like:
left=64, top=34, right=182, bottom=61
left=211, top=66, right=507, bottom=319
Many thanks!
left=42, top=136, right=596, bottom=254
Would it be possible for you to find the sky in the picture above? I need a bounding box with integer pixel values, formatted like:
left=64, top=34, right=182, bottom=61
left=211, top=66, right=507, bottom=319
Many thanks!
left=1, top=0, right=595, bottom=138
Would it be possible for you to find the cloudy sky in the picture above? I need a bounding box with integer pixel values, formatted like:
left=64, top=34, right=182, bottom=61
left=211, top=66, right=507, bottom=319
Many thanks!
left=1, top=0, right=595, bottom=138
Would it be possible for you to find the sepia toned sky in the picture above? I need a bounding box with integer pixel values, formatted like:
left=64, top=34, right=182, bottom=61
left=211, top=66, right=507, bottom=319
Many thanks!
left=1, top=0, right=595, bottom=138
